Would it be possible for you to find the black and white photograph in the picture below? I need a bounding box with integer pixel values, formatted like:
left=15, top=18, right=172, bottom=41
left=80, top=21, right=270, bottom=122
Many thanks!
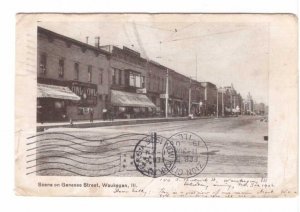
left=15, top=13, right=297, bottom=197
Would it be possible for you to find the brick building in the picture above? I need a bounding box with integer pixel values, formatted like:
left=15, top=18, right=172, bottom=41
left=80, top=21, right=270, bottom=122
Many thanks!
left=100, top=45, right=156, bottom=119
left=190, top=80, right=205, bottom=116
left=244, top=92, right=254, bottom=115
left=200, top=82, right=218, bottom=116
left=37, top=27, right=244, bottom=122
left=37, top=27, right=111, bottom=122
left=146, top=60, right=167, bottom=116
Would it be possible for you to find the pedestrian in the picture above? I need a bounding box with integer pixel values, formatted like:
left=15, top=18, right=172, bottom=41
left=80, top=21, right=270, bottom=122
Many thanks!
left=109, top=107, right=114, bottom=121
left=89, top=108, right=94, bottom=123
left=102, top=108, right=107, bottom=121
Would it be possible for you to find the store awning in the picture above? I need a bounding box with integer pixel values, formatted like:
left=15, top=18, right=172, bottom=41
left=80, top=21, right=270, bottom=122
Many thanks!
left=37, top=83, right=81, bottom=101
left=111, top=90, right=156, bottom=108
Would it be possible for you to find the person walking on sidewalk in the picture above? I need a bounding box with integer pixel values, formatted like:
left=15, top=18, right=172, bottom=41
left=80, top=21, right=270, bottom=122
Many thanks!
left=89, top=108, right=94, bottom=123
left=102, top=108, right=107, bottom=121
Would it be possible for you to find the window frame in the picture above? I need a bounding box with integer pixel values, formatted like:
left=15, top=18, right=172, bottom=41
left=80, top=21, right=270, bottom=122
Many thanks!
left=88, top=65, right=92, bottom=83
left=39, top=53, right=47, bottom=75
left=58, top=58, right=65, bottom=78
left=74, top=62, right=79, bottom=81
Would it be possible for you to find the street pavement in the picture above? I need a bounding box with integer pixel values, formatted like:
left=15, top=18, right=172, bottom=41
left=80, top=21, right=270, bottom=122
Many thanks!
left=26, top=116, right=268, bottom=178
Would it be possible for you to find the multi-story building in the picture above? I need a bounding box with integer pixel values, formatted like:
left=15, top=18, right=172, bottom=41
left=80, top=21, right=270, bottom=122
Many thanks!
left=100, top=45, right=156, bottom=119
left=217, top=85, right=243, bottom=116
left=147, top=60, right=168, bottom=116
left=37, top=27, right=111, bottom=122
left=200, top=82, right=218, bottom=116
left=223, top=84, right=243, bottom=115
left=254, top=102, right=267, bottom=115
left=167, top=70, right=190, bottom=117
left=190, top=80, right=205, bottom=116
left=243, top=92, right=254, bottom=115
left=37, top=27, right=246, bottom=122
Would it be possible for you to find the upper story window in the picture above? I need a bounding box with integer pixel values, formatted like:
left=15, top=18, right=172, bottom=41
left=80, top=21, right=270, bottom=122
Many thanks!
left=58, top=58, right=64, bottom=78
left=141, top=76, right=145, bottom=88
left=39, top=53, right=47, bottom=75
left=129, top=71, right=142, bottom=88
left=74, top=63, right=79, bottom=80
left=88, top=65, right=92, bottom=83
left=158, top=77, right=160, bottom=91
left=112, top=68, right=117, bottom=85
left=99, top=68, right=103, bottom=85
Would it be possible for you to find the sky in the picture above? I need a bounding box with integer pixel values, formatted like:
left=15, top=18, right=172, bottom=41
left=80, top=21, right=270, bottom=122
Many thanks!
left=38, top=16, right=269, bottom=104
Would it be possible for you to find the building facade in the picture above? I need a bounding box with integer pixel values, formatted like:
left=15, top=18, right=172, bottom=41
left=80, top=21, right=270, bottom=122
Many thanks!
left=200, top=82, right=218, bottom=116
left=100, top=45, right=156, bottom=119
left=37, top=27, right=111, bottom=122
left=37, top=27, right=249, bottom=122
left=244, top=92, right=254, bottom=115
left=147, top=60, right=167, bottom=116
left=223, top=84, right=243, bottom=115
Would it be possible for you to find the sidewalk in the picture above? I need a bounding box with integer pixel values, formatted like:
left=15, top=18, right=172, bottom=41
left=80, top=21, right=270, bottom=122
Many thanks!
left=37, top=116, right=211, bottom=132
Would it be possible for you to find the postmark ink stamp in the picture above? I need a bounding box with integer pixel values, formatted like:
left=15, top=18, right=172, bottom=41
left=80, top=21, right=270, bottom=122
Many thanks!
left=168, top=131, right=208, bottom=178
left=133, top=132, right=176, bottom=178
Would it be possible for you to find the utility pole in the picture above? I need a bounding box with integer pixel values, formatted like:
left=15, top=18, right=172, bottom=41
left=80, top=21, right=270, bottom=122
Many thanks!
left=230, top=94, right=233, bottom=113
left=195, top=53, right=198, bottom=81
left=216, top=88, right=219, bottom=118
left=188, top=76, right=192, bottom=115
left=221, top=88, right=224, bottom=117
left=165, top=69, right=169, bottom=118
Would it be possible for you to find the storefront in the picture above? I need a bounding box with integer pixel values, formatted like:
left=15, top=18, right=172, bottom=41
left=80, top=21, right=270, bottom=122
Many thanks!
left=190, top=102, right=201, bottom=116
left=37, top=79, right=99, bottom=123
left=110, top=90, right=156, bottom=119
left=37, top=83, right=80, bottom=123
left=69, top=81, right=98, bottom=120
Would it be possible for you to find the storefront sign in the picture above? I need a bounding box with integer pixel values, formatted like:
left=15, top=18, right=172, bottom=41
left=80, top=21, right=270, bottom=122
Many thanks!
left=160, top=94, right=169, bottom=99
left=70, top=81, right=97, bottom=106
left=136, top=88, right=147, bottom=94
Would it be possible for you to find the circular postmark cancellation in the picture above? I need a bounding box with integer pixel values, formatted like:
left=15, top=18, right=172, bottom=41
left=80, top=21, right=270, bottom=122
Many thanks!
left=168, top=131, right=209, bottom=178
left=133, top=133, right=177, bottom=178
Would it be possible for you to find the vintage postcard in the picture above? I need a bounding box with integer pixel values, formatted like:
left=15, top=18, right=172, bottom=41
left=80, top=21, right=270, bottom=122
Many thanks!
left=15, top=13, right=297, bottom=197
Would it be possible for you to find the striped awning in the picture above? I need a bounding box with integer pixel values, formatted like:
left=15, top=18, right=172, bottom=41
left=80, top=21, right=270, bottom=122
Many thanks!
left=111, top=90, right=156, bottom=108
left=37, top=83, right=80, bottom=101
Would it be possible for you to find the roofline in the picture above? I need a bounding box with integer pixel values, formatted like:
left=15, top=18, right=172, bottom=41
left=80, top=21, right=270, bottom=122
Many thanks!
left=38, top=26, right=111, bottom=57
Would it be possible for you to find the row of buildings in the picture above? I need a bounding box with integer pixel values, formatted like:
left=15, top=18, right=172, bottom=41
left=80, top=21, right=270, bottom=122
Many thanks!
left=37, top=27, right=266, bottom=123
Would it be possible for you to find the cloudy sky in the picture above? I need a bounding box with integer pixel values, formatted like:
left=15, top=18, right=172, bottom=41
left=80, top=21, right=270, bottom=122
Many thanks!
left=38, top=15, right=269, bottom=104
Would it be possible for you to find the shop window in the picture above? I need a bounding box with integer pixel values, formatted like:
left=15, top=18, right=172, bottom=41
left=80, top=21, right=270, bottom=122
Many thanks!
left=39, top=53, right=47, bottom=75
left=88, top=65, right=92, bottom=82
left=74, top=63, right=79, bottom=80
left=58, top=58, right=64, bottom=78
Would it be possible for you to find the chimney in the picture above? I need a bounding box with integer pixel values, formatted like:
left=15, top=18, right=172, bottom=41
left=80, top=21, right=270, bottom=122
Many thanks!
left=95, top=36, right=100, bottom=48
left=86, top=36, right=89, bottom=44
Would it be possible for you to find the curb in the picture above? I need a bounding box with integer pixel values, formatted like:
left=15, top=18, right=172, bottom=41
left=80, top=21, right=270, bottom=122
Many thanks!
left=36, top=116, right=213, bottom=132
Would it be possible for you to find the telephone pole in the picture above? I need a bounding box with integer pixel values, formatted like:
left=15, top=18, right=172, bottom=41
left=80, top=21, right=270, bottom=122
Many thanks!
left=165, top=69, right=169, bottom=118
left=221, top=88, right=225, bottom=117
left=188, top=76, right=192, bottom=115
left=216, top=88, right=219, bottom=118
